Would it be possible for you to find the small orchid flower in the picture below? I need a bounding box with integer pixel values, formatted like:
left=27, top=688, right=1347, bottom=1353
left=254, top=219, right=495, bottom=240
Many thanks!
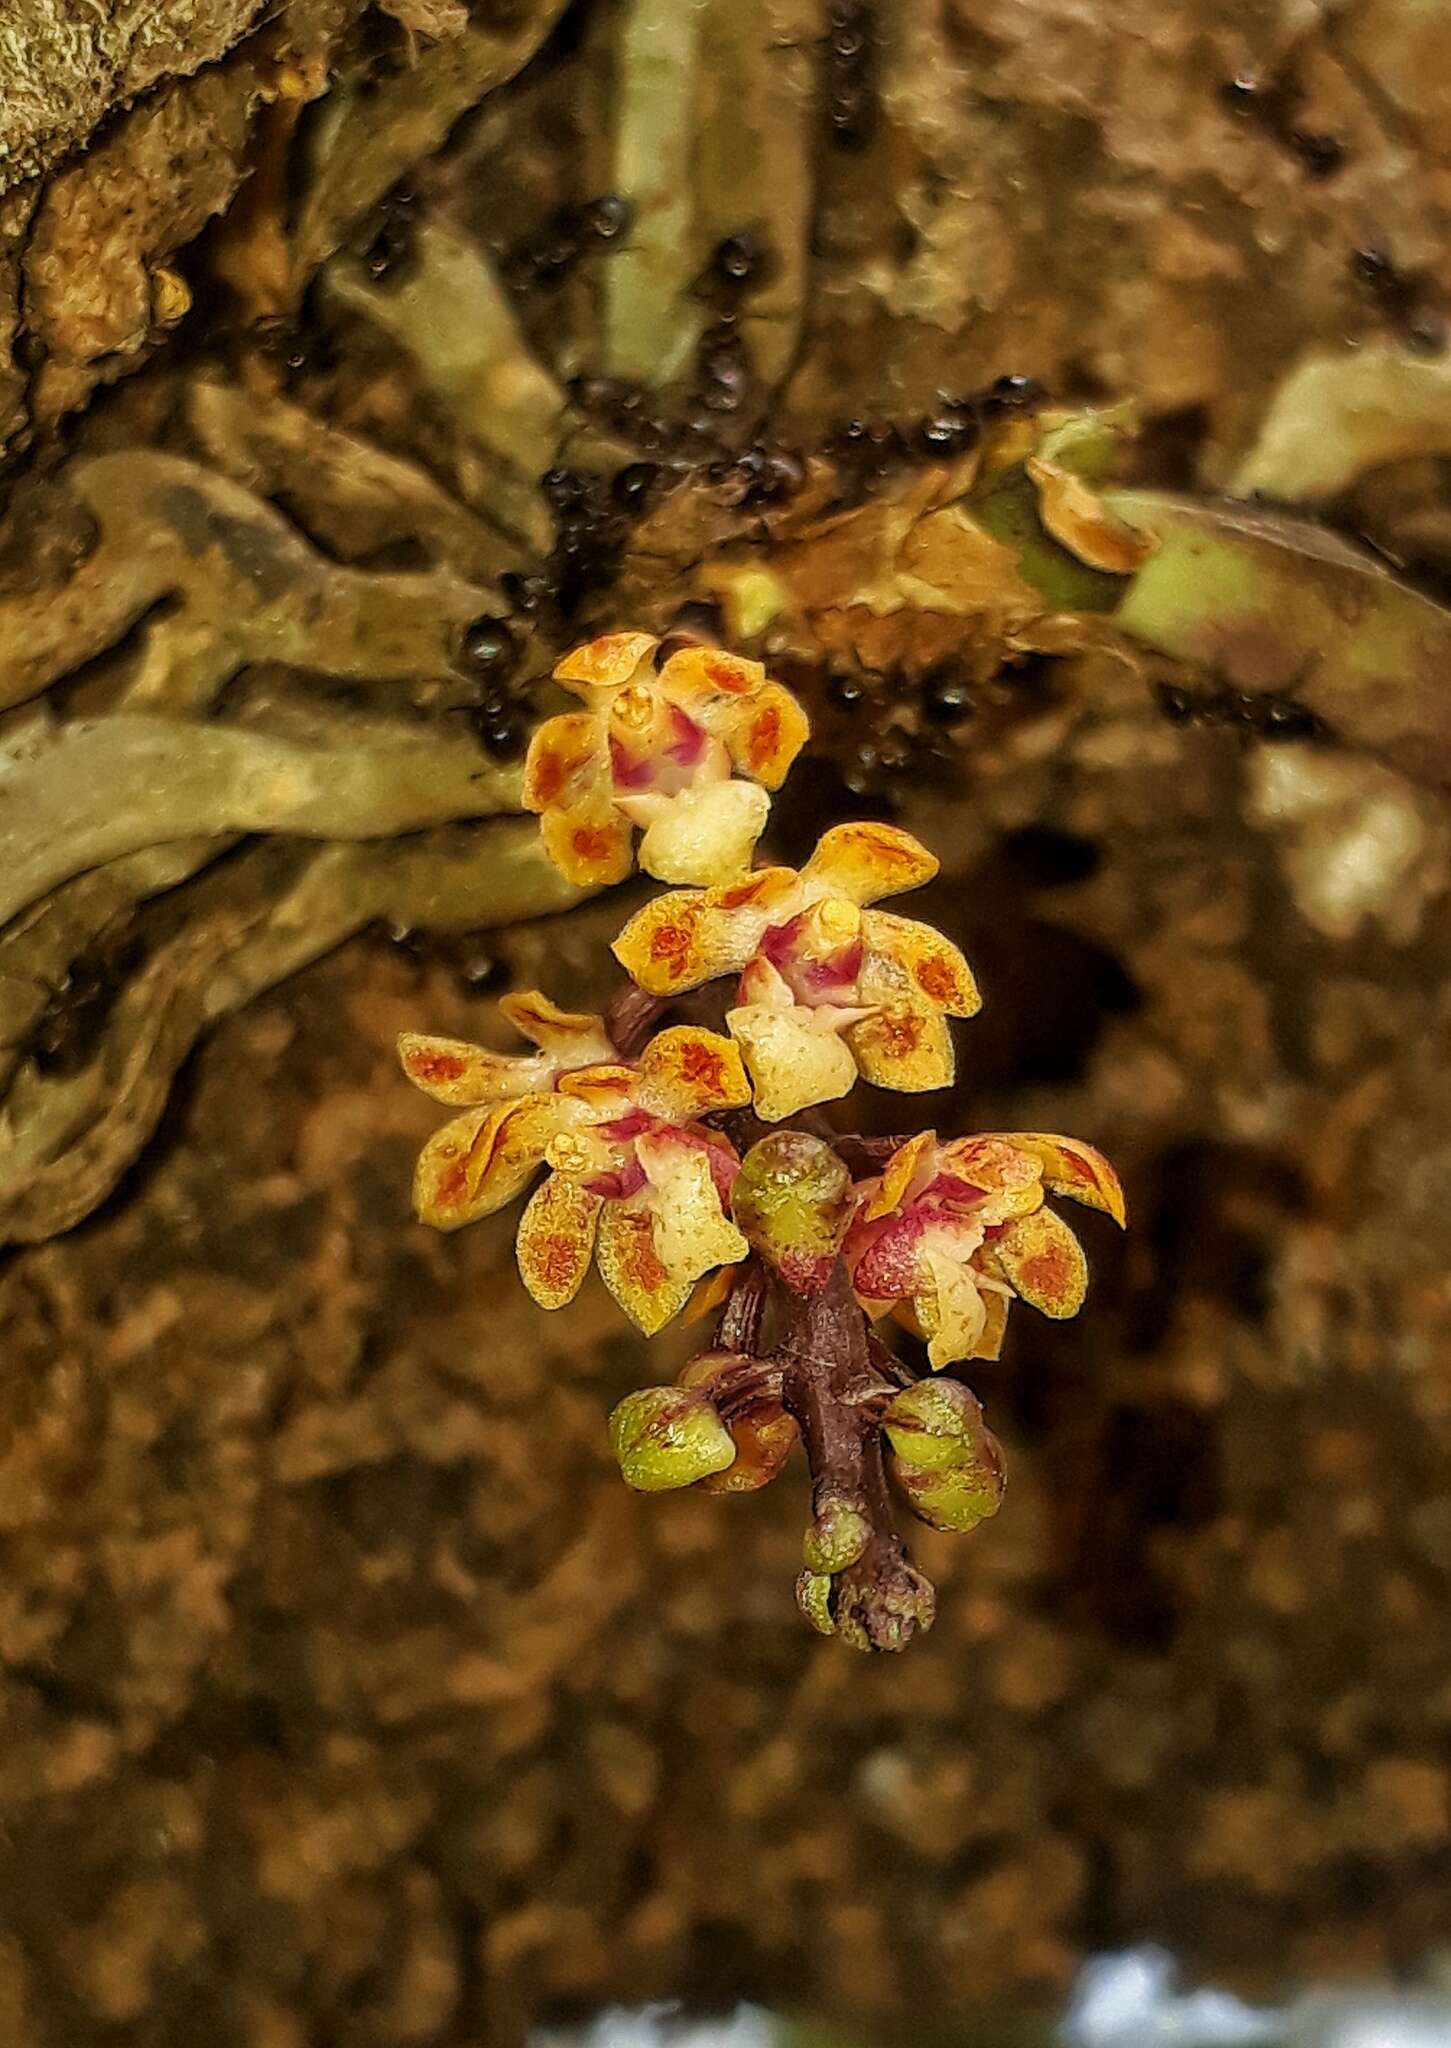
left=522, top=631, right=809, bottom=889
left=402, top=1023, right=753, bottom=1333
left=844, top=1129, right=1126, bottom=1368
left=398, top=989, right=615, bottom=1106
left=611, top=822, right=981, bottom=1120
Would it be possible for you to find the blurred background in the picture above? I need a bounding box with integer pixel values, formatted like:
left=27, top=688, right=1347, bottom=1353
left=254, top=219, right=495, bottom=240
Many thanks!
left=2, top=0, right=1451, bottom=2042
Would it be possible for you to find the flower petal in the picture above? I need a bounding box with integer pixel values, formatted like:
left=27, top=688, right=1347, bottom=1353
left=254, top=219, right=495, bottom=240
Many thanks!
left=802, top=822, right=938, bottom=905
left=861, top=909, right=981, bottom=1018
left=539, top=791, right=636, bottom=887
left=635, top=1132, right=750, bottom=1287
left=973, top=1286, right=1011, bottom=1362
left=637, top=780, right=771, bottom=885
left=726, top=1003, right=859, bottom=1122
left=993, top=1206, right=1088, bottom=1317
left=553, top=1064, right=636, bottom=1110
left=397, top=1032, right=548, bottom=1106
left=848, top=999, right=955, bottom=1094
left=594, top=1199, right=695, bottom=1335
left=515, top=1173, right=602, bottom=1308
left=656, top=644, right=767, bottom=703
left=863, top=1130, right=939, bottom=1221
left=497, top=991, right=615, bottom=1067
left=992, top=1133, right=1127, bottom=1225
left=413, top=1097, right=561, bottom=1231
left=635, top=1026, right=752, bottom=1120
left=612, top=873, right=793, bottom=994
left=937, top=1136, right=1045, bottom=1223
left=522, top=711, right=603, bottom=814
left=913, top=1245, right=991, bottom=1370
left=553, top=630, right=658, bottom=695
left=724, top=682, right=811, bottom=790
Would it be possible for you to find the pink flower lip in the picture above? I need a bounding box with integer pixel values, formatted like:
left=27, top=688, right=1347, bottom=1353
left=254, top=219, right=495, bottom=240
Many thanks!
left=585, top=1161, right=648, bottom=1200
left=608, top=735, right=658, bottom=792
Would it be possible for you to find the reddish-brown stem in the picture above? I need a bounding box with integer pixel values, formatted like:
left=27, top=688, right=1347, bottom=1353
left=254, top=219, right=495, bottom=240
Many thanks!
left=771, top=1259, right=935, bottom=1651
left=606, top=984, right=670, bottom=1059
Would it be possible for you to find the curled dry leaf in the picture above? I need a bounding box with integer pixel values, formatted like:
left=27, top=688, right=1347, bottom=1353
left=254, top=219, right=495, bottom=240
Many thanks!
left=1026, top=454, right=1157, bottom=574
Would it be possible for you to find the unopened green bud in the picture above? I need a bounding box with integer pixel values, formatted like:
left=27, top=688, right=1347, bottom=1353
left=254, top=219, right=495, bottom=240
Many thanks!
left=608, top=1386, right=736, bottom=1491
left=731, top=1133, right=854, bottom=1293
left=893, top=1435, right=1006, bottom=1534
left=882, top=1378, right=988, bottom=1472
left=795, top=1569, right=837, bottom=1636
left=802, top=1498, right=870, bottom=1575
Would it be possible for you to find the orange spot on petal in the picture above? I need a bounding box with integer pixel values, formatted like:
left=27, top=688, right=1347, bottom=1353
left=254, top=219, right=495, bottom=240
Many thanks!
left=746, top=706, right=782, bottom=767
left=650, top=921, right=697, bottom=974
left=914, top=955, right=958, bottom=1005
left=410, top=1050, right=466, bottom=1085
left=718, top=875, right=770, bottom=910
left=537, top=1233, right=585, bottom=1290
left=707, top=656, right=756, bottom=694
left=574, top=824, right=620, bottom=862
left=877, top=1009, right=923, bottom=1055
left=679, top=1042, right=726, bottom=1092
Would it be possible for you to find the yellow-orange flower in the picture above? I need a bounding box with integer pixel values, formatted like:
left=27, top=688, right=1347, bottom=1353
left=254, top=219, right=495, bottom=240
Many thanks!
left=844, top=1130, right=1126, bottom=1368
left=522, top=631, right=809, bottom=889
left=401, top=1016, right=753, bottom=1334
left=611, top=822, right=981, bottom=1120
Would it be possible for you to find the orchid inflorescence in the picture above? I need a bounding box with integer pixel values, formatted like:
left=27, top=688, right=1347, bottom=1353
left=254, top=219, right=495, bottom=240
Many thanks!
left=401, top=630, right=1124, bottom=1652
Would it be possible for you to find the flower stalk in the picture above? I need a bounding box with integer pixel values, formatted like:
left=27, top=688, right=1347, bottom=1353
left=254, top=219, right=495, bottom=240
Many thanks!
left=400, top=630, right=1125, bottom=1651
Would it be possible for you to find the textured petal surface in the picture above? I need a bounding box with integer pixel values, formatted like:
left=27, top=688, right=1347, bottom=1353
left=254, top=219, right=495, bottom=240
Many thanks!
left=993, top=1133, right=1127, bottom=1225
left=515, top=1174, right=602, bottom=1309
left=938, top=1137, right=1045, bottom=1223
left=635, top=1026, right=751, bottom=1121
left=803, top=822, right=938, bottom=904
left=718, top=681, right=811, bottom=789
left=849, top=1000, right=955, bottom=1094
left=727, top=1004, right=859, bottom=1122
left=497, top=991, right=615, bottom=1066
left=864, top=1130, right=938, bottom=1221
left=553, top=630, right=658, bottom=695
left=657, top=645, right=768, bottom=703
left=522, top=711, right=603, bottom=814
left=861, top=909, right=981, bottom=1017
left=539, top=792, right=635, bottom=887
left=612, top=877, right=786, bottom=994
left=637, top=779, right=770, bottom=885
left=636, top=1133, right=749, bottom=1288
left=913, top=1246, right=991, bottom=1369
left=397, top=1032, right=549, bottom=1107
left=595, top=1199, right=695, bottom=1335
left=412, top=1098, right=561, bottom=1231
left=994, top=1207, right=1089, bottom=1317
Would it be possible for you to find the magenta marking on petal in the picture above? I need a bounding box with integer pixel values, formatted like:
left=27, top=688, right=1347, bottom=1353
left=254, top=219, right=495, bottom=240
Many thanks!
left=600, top=1108, right=654, bottom=1141
left=704, top=1144, right=739, bottom=1201
left=587, top=1159, right=649, bottom=1201
left=664, top=704, right=708, bottom=767
left=608, top=735, right=660, bottom=793
left=759, top=918, right=799, bottom=971
left=848, top=1214, right=926, bottom=1300
left=801, top=946, right=862, bottom=996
